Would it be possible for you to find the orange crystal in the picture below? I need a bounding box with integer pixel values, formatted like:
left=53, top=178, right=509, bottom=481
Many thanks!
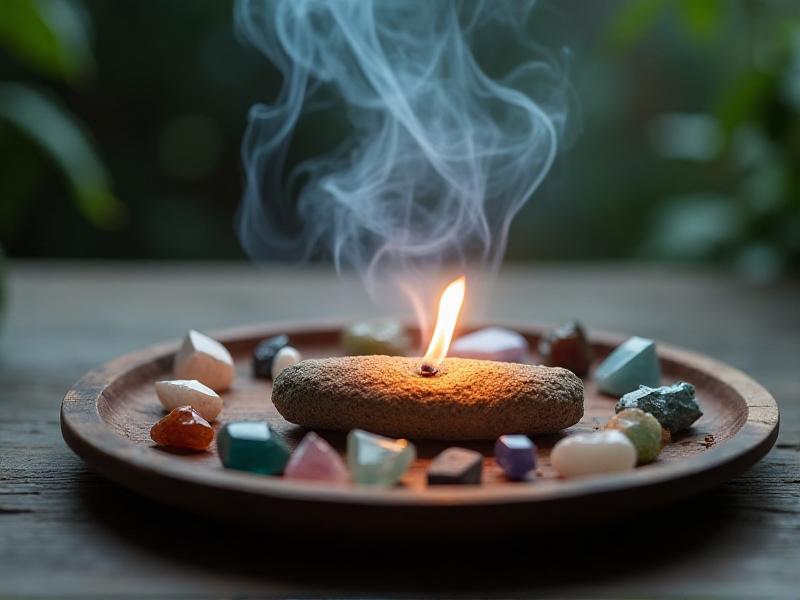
left=150, top=405, right=214, bottom=451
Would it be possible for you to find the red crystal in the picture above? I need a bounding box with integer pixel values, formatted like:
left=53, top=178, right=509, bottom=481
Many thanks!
left=150, top=405, right=214, bottom=451
left=538, top=321, right=593, bottom=377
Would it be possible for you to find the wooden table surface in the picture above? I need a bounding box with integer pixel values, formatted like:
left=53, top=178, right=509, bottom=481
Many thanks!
left=1, top=261, right=798, bottom=598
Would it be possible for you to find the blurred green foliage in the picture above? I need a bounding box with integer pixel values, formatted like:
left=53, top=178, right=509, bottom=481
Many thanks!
left=0, top=0, right=797, bottom=278
left=0, top=0, right=122, bottom=236
left=504, top=0, right=800, bottom=280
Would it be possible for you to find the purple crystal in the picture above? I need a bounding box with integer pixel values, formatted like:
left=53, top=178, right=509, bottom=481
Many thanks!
left=495, top=435, right=537, bottom=480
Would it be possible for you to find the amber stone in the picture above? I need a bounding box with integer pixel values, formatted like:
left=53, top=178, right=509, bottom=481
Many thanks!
left=538, top=321, right=593, bottom=377
left=150, top=405, right=214, bottom=451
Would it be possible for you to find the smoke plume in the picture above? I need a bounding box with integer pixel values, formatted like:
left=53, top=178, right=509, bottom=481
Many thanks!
left=235, top=0, right=571, bottom=329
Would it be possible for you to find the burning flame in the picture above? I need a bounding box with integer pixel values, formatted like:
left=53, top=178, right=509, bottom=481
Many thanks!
left=420, top=276, right=466, bottom=372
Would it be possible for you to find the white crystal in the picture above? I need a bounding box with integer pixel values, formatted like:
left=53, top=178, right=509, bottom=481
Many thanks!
left=271, top=346, right=302, bottom=380
left=154, top=379, right=222, bottom=421
left=551, top=430, right=637, bottom=477
left=173, top=330, right=235, bottom=392
left=347, top=429, right=416, bottom=486
left=449, top=327, right=528, bottom=362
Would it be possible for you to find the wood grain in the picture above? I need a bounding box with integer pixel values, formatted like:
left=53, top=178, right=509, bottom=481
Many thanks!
left=1, top=261, right=798, bottom=598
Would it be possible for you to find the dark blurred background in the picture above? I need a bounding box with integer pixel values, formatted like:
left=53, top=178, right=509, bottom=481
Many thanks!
left=1, top=0, right=799, bottom=281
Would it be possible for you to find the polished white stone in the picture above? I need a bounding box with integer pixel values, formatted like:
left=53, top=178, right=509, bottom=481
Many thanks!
left=173, top=330, right=235, bottom=392
left=551, top=430, right=637, bottom=477
left=271, top=346, right=302, bottom=380
left=154, top=379, right=222, bottom=421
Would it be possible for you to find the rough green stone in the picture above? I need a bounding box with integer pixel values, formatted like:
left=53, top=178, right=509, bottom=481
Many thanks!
left=595, top=336, right=661, bottom=396
left=605, top=408, right=663, bottom=464
left=616, top=381, right=702, bottom=434
left=217, top=421, right=290, bottom=475
left=341, top=320, right=410, bottom=356
left=346, top=429, right=416, bottom=486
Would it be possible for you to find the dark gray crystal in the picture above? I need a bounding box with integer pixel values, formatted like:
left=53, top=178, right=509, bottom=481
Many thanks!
left=615, top=381, right=702, bottom=433
left=427, top=447, right=483, bottom=485
left=252, top=334, right=289, bottom=379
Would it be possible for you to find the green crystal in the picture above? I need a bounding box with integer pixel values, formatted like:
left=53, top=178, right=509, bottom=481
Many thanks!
left=605, top=408, right=663, bottom=464
left=347, top=429, right=416, bottom=486
left=341, top=321, right=410, bottom=356
left=616, top=381, right=702, bottom=434
left=217, top=421, right=290, bottom=475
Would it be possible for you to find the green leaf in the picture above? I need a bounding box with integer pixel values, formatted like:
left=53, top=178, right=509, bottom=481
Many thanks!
left=0, top=82, right=125, bottom=229
left=0, top=0, right=94, bottom=82
left=606, top=0, right=665, bottom=53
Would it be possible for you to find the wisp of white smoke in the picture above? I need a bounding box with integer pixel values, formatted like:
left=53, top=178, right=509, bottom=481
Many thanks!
left=235, top=0, right=571, bottom=335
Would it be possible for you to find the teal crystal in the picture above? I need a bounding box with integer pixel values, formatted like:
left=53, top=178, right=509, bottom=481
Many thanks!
left=346, top=429, right=416, bottom=486
left=595, top=336, right=661, bottom=397
left=616, top=381, right=702, bottom=433
left=217, top=421, right=290, bottom=475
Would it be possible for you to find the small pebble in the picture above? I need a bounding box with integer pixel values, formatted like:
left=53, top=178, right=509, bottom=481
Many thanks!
left=155, top=379, right=222, bottom=421
left=347, top=429, right=416, bottom=487
left=605, top=408, right=663, bottom=464
left=538, top=321, right=593, bottom=377
left=661, top=427, right=672, bottom=446
left=494, top=434, right=537, bottom=480
left=217, top=421, right=290, bottom=475
left=595, top=336, right=661, bottom=397
left=173, top=330, right=235, bottom=392
left=427, top=447, right=483, bottom=485
left=449, top=327, right=528, bottom=363
left=284, top=432, right=349, bottom=483
left=150, top=405, right=213, bottom=451
left=252, top=334, right=289, bottom=379
left=616, top=381, right=702, bottom=433
left=551, top=430, right=637, bottom=477
left=271, top=346, right=302, bottom=380
left=341, top=320, right=410, bottom=356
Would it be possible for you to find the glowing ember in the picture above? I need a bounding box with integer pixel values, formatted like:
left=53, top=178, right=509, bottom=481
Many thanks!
left=419, top=276, right=466, bottom=374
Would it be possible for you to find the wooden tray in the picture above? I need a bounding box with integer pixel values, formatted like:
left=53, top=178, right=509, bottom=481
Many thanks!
left=61, top=322, right=779, bottom=538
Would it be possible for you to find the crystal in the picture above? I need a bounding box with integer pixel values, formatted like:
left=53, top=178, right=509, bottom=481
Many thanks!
left=594, top=336, right=661, bottom=397
left=494, top=434, right=537, bottom=480
left=427, top=447, right=483, bottom=485
left=616, top=381, right=702, bottom=433
left=341, top=320, right=410, bottom=356
left=449, top=327, right=528, bottom=362
left=284, top=432, right=349, bottom=483
left=551, top=430, right=637, bottom=477
left=346, top=429, right=415, bottom=486
left=271, top=346, right=302, bottom=380
left=605, top=408, right=663, bottom=464
left=538, top=321, right=593, bottom=377
left=150, top=405, right=213, bottom=451
left=155, top=379, right=222, bottom=421
left=252, top=335, right=289, bottom=379
left=217, top=421, right=290, bottom=475
left=173, top=330, right=235, bottom=392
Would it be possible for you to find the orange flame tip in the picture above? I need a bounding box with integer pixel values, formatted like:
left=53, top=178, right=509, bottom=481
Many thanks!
left=420, top=276, right=466, bottom=373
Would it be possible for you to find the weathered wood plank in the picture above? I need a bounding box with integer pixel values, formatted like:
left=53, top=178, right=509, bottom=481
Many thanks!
left=0, top=261, right=797, bottom=597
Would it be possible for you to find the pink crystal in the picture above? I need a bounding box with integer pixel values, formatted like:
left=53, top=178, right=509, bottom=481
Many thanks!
left=285, top=432, right=349, bottom=483
left=449, top=327, right=528, bottom=362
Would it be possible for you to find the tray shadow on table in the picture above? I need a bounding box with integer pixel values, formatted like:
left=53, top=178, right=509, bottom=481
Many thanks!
left=74, top=470, right=738, bottom=593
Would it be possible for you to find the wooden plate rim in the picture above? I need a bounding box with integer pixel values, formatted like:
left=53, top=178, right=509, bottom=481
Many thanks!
left=60, top=320, right=780, bottom=508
